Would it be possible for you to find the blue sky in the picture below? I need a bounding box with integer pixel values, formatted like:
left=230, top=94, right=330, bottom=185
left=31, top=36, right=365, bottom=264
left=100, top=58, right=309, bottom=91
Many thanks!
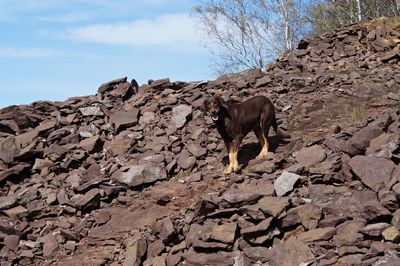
left=0, top=0, right=214, bottom=108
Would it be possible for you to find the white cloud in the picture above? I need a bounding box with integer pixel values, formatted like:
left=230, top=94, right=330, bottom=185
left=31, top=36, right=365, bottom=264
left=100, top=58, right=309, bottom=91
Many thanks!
left=63, top=13, right=203, bottom=49
left=0, top=48, right=57, bottom=58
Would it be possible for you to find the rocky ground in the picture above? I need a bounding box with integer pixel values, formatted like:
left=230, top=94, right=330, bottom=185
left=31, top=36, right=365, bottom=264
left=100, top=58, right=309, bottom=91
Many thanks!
left=1, top=17, right=400, bottom=266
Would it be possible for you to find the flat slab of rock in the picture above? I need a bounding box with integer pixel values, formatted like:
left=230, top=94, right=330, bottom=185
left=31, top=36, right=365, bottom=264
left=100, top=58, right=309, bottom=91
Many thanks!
left=110, top=108, right=139, bottom=132
left=297, top=227, right=336, bottom=243
left=79, top=106, right=103, bottom=116
left=274, top=171, right=300, bottom=196
left=244, top=239, right=313, bottom=264
left=209, top=223, right=237, bottom=244
left=349, top=155, right=395, bottom=191
left=171, top=105, right=192, bottom=129
left=112, top=164, right=167, bottom=187
left=293, top=145, right=326, bottom=167
left=257, top=196, right=289, bottom=217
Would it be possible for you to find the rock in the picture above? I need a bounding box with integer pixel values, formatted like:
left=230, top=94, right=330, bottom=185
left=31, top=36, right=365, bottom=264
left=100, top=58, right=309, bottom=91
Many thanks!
left=251, top=160, right=277, bottom=174
left=171, top=105, right=192, bottom=129
left=293, top=145, right=327, bottom=167
left=186, top=143, right=207, bottom=158
left=349, top=155, right=395, bottom=191
left=56, top=188, right=69, bottom=205
left=40, top=233, right=59, bottom=258
left=388, top=92, right=400, bottom=101
left=378, top=189, right=399, bottom=211
left=210, top=223, right=237, bottom=244
left=366, top=133, right=399, bottom=158
left=177, top=150, right=196, bottom=170
left=0, top=163, right=31, bottom=183
left=143, top=256, right=166, bottom=266
left=139, top=111, right=156, bottom=125
left=192, top=238, right=230, bottom=250
left=333, top=219, right=366, bottom=247
left=241, top=217, right=273, bottom=236
left=110, top=108, right=139, bottom=132
left=297, top=227, right=336, bottom=243
left=3, top=205, right=28, bottom=219
left=346, top=125, right=384, bottom=155
left=244, top=239, right=313, bottom=264
left=4, top=235, right=20, bottom=251
left=166, top=253, right=182, bottom=266
left=147, top=240, right=165, bottom=258
left=112, top=164, right=167, bottom=187
left=0, top=194, right=18, bottom=210
left=69, top=189, right=101, bottom=211
left=79, top=106, right=103, bottom=116
left=93, top=210, right=111, bottom=225
left=392, top=209, right=400, bottom=229
left=297, top=204, right=322, bottom=230
left=152, top=217, right=176, bottom=243
left=257, top=196, right=289, bottom=217
left=183, top=252, right=234, bottom=266
left=0, top=137, right=20, bottom=164
left=109, top=82, right=135, bottom=99
left=382, top=226, right=400, bottom=242
left=274, top=171, right=300, bottom=196
left=373, top=253, right=400, bottom=265
left=123, top=234, right=147, bottom=266
left=360, top=223, right=391, bottom=236
left=319, top=214, right=347, bottom=228
left=222, top=188, right=262, bottom=206
left=78, top=135, right=101, bottom=153
left=98, top=77, right=127, bottom=93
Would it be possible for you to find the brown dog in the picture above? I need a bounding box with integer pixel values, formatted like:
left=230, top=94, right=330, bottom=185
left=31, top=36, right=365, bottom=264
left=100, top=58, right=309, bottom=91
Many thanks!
left=203, top=95, right=290, bottom=174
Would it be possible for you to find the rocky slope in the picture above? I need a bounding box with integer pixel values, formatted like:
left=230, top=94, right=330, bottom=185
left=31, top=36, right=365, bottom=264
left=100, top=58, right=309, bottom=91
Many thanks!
left=1, top=17, right=400, bottom=266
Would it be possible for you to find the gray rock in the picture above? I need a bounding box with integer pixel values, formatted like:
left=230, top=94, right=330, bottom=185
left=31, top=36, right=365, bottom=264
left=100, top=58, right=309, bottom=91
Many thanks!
left=0, top=137, right=19, bottom=164
left=112, top=164, right=167, bottom=187
left=274, top=171, right=300, bottom=196
left=360, top=223, right=391, bottom=236
left=171, top=105, right=192, bottom=129
left=79, top=106, right=103, bottom=116
left=0, top=194, right=18, bottom=210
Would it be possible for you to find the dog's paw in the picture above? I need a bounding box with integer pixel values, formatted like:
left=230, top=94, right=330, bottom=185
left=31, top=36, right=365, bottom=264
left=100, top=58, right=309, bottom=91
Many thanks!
left=224, top=166, right=233, bottom=175
left=256, top=154, right=267, bottom=160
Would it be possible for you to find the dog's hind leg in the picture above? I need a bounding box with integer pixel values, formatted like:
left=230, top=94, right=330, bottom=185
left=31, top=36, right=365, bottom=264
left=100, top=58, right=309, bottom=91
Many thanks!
left=254, top=126, right=268, bottom=160
left=256, top=108, right=273, bottom=160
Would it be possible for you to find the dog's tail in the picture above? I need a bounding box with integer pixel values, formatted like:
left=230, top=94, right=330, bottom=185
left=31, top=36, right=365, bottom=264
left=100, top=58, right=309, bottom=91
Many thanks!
left=272, top=115, right=291, bottom=138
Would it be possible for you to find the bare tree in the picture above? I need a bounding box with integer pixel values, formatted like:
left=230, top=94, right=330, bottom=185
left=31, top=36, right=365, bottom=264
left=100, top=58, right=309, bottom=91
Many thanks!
left=310, top=0, right=400, bottom=34
left=193, top=0, right=310, bottom=74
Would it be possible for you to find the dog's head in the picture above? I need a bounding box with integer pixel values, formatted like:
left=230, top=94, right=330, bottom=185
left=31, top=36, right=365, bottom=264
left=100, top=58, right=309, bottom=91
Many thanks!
left=202, top=95, right=228, bottom=122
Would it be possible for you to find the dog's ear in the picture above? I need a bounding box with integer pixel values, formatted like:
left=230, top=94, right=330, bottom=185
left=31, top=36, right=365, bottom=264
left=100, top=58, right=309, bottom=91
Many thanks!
left=216, top=95, right=228, bottom=109
left=202, top=98, right=209, bottom=112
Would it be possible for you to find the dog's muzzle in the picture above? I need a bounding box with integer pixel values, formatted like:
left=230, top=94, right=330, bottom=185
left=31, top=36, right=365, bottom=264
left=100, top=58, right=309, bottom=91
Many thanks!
left=210, top=112, right=219, bottom=121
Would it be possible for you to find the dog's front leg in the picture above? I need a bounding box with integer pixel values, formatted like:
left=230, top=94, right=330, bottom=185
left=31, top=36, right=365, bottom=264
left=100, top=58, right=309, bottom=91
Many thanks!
left=224, top=138, right=240, bottom=174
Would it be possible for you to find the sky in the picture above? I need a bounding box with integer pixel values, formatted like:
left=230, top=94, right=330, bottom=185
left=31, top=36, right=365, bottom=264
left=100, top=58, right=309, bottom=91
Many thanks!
left=0, top=0, right=214, bottom=108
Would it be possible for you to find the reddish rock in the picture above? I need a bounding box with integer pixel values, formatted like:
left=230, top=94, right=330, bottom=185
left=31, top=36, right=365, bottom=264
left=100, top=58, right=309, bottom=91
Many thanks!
left=349, top=155, right=395, bottom=191
left=293, top=145, right=327, bottom=167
